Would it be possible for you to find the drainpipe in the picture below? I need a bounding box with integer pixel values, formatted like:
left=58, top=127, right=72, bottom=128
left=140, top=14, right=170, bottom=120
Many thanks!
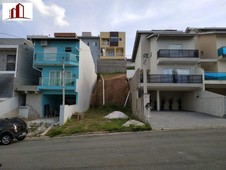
left=100, top=74, right=105, bottom=106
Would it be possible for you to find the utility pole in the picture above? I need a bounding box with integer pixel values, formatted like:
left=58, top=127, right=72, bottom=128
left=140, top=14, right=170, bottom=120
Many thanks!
left=62, top=57, right=65, bottom=106
left=142, top=53, right=150, bottom=124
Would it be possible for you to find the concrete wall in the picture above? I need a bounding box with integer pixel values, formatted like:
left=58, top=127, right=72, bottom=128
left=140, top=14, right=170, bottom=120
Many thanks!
left=156, top=37, right=195, bottom=49
left=183, top=90, right=226, bottom=117
left=130, top=69, right=145, bottom=121
left=26, top=93, right=42, bottom=119
left=0, top=96, right=19, bottom=118
left=216, top=34, right=226, bottom=50
left=97, top=59, right=126, bottom=73
left=76, top=41, right=97, bottom=112
left=198, top=34, right=217, bottom=59
left=14, top=43, right=39, bottom=86
left=134, top=34, right=150, bottom=71
left=80, top=38, right=99, bottom=72
left=60, top=104, right=76, bottom=125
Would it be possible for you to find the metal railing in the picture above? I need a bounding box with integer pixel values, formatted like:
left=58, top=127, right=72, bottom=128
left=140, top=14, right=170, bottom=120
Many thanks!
left=140, top=74, right=203, bottom=83
left=39, top=77, right=76, bottom=87
left=100, top=53, right=124, bottom=57
left=34, top=53, right=78, bottom=65
left=157, top=49, right=199, bottom=58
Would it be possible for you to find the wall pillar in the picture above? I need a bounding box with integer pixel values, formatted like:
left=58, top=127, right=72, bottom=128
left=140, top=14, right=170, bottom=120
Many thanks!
left=157, top=90, right=160, bottom=111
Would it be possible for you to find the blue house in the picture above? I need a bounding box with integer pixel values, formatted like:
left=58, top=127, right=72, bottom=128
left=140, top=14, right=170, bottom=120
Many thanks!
left=28, top=33, right=97, bottom=122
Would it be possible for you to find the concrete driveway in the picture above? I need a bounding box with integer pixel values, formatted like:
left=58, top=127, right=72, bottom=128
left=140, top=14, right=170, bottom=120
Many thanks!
left=148, top=111, right=226, bottom=130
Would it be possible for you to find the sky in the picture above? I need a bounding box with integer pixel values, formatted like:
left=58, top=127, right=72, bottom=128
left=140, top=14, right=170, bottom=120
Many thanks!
left=0, top=0, right=226, bottom=58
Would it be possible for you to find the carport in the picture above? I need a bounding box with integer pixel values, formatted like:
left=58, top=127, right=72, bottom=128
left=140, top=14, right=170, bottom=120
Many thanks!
left=148, top=111, right=226, bottom=130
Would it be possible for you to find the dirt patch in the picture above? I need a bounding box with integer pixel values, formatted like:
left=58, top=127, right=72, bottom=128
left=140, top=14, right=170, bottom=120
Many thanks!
left=91, top=74, right=130, bottom=107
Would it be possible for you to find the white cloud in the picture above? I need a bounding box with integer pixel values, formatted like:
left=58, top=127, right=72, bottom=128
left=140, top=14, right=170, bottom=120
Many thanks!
left=29, top=0, right=69, bottom=27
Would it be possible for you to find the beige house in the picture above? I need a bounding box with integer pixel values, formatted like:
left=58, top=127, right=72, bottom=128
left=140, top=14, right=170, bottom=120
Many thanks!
left=186, top=27, right=226, bottom=95
left=130, top=29, right=226, bottom=121
left=97, top=32, right=126, bottom=73
left=100, top=32, right=125, bottom=60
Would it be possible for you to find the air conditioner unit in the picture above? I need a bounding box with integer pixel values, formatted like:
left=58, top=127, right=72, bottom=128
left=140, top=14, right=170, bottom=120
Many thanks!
left=40, top=40, right=48, bottom=46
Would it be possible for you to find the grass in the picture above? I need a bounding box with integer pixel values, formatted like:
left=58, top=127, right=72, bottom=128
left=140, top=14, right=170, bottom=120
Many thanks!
left=46, top=105, right=151, bottom=137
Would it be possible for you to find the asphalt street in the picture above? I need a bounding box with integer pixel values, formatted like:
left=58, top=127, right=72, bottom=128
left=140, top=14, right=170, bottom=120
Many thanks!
left=1, top=128, right=226, bottom=170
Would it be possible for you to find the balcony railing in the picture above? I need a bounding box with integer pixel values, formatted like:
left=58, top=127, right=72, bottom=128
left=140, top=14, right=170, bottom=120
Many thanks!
left=205, top=72, right=226, bottom=80
left=100, top=53, right=124, bottom=57
left=140, top=74, right=203, bottom=84
left=39, top=77, right=76, bottom=87
left=34, top=53, right=78, bottom=66
left=157, top=49, right=199, bottom=58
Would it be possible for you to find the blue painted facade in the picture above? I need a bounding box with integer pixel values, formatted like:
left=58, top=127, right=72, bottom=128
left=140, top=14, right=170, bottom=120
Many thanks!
left=32, top=38, right=80, bottom=116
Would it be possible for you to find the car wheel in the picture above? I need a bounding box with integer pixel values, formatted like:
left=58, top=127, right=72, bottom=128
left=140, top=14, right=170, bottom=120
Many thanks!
left=1, top=134, right=13, bottom=145
left=17, top=136, right=26, bottom=141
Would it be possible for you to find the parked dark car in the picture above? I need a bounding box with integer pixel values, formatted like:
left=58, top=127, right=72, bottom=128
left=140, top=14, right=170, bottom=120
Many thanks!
left=0, top=117, right=28, bottom=145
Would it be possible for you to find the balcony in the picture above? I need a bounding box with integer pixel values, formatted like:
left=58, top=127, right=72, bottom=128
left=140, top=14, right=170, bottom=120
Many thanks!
left=218, top=47, right=226, bottom=60
left=100, top=52, right=125, bottom=60
left=38, top=77, right=76, bottom=90
left=140, top=74, right=203, bottom=90
left=205, top=72, right=226, bottom=80
left=34, top=53, right=79, bottom=68
left=141, top=74, right=203, bottom=84
left=157, top=49, right=199, bottom=64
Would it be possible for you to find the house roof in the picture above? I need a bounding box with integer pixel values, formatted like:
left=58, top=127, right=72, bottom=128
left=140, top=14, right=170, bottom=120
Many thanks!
left=131, top=30, right=195, bottom=61
left=186, top=27, right=226, bottom=34
left=27, top=36, right=79, bottom=41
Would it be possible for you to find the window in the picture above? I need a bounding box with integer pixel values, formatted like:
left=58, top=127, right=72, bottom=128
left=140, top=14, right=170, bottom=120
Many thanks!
left=86, top=42, right=90, bottom=46
left=107, top=51, right=114, bottom=56
left=110, top=37, right=118, bottom=43
left=65, top=71, right=72, bottom=86
left=163, top=68, right=173, bottom=74
left=49, top=71, right=61, bottom=86
left=44, top=47, right=57, bottom=61
left=163, top=68, right=190, bottom=75
left=119, top=38, right=122, bottom=41
left=103, top=40, right=109, bottom=46
left=92, top=42, right=98, bottom=46
left=168, top=44, right=182, bottom=49
left=6, top=55, right=16, bottom=71
left=65, top=47, right=72, bottom=52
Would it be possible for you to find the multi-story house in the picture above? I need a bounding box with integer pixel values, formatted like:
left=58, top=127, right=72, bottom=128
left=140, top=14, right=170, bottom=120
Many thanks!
left=130, top=29, right=226, bottom=121
left=78, top=32, right=99, bottom=72
left=98, top=32, right=126, bottom=73
left=0, top=38, right=39, bottom=118
left=28, top=33, right=96, bottom=124
left=186, top=27, right=226, bottom=95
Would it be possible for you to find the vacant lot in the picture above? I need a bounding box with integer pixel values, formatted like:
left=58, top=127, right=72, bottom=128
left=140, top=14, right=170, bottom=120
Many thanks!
left=47, top=106, right=151, bottom=137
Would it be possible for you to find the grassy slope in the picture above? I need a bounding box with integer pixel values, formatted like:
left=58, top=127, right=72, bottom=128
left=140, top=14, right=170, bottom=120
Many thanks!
left=47, top=105, right=151, bottom=137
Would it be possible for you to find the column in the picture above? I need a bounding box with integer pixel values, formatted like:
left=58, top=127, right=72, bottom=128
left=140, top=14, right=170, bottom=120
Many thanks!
left=157, top=90, right=160, bottom=111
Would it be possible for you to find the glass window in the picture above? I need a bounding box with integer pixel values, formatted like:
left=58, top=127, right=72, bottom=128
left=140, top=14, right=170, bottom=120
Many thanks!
left=65, top=47, right=72, bottom=52
left=163, top=68, right=173, bottom=74
left=44, top=47, right=57, bottom=61
left=92, top=42, right=98, bottom=46
left=107, top=51, right=114, bottom=56
left=110, top=37, right=118, bottom=43
left=49, top=71, right=61, bottom=86
left=65, top=71, right=72, bottom=86
left=6, top=55, right=16, bottom=71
